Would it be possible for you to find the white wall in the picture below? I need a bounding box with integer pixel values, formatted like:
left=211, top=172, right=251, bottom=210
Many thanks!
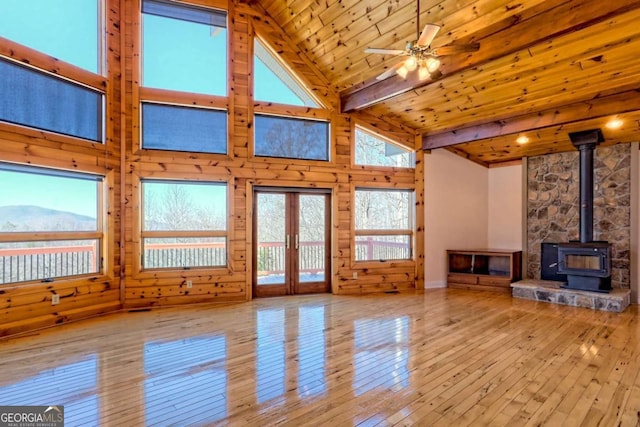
left=488, top=164, right=523, bottom=249
left=424, top=150, right=489, bottom=288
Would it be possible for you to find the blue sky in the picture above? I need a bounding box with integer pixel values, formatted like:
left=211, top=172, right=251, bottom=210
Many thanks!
left=0, top=171, right=98, bottom=218
left=0, top=1, right=307, bottom=218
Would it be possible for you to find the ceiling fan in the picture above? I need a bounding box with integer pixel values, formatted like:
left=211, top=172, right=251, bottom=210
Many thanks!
left=365, top=0, right=480, bottom=81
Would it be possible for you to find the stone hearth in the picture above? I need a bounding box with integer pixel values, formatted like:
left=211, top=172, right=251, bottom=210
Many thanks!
left=511, top=279, right=630, bottom=313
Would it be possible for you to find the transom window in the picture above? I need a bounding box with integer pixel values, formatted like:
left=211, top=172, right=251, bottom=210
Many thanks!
left=141, top=103, right=227, bottom=154
left=355, top=126, right=415, bottom=168
left=0, top=0, right=102, bottom=73
left=142, top=0, right=227, bottom=96
left=354, top=189, right=414, bottom=262
left=0, top=163, right=104, bottom=284
left=254, top=114, right=330, bottom=161
left=141, top=180, right=228, bottom=270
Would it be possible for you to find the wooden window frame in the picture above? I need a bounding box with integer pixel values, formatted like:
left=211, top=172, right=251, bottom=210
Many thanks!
left=0, top=164, right=107, bottom=285
left=352, top=186, right=415, bottom=267
left=138, top=177, right=231, bottom=273
left=134, top=0, right=231, bottom=158
left=0, top=0, right=107, bottom=147
left=252, top=112, right=332, bottom=163
left=353, top=123, right=416, bottom=169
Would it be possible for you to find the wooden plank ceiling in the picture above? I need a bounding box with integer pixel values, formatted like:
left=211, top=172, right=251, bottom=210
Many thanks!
left=255, top=0, right=640, bottom=166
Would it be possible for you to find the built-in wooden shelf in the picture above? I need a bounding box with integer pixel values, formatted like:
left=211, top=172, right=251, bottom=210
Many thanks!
left=447, top=249, right=522, bottom=293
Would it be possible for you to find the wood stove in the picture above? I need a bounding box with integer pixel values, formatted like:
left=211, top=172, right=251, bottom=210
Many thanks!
left=557, top=129, right=612, bottom=293
left=557, top=241, right=611, bottom=292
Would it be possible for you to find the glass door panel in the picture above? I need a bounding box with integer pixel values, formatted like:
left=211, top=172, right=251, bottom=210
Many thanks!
left=297, top=195, right=327, bottom=289
left=256, top=193, right=287, bottom=292
left=298, top=195, right=326, bottom=283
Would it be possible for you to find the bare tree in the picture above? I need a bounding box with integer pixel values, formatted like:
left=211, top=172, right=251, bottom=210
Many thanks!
left=257, top=118, right=327, bottom=160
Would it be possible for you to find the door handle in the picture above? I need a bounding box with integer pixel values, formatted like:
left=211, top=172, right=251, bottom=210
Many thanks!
left=286, top=235, right=290, bottom=249
left=295, top=234, right=299, bottom=250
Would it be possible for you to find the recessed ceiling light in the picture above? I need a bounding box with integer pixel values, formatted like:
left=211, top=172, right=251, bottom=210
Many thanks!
left=516, top=135, right=529, bottom=144
left=606, top=118, right=623, bottom=129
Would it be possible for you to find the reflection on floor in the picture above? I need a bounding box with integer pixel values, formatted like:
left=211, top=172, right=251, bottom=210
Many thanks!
left=1, top=290, right=640, bottom=426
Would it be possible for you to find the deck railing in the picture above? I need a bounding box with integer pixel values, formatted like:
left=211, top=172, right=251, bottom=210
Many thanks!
left=0, top=244, right=98, bottom=284
left=0, top=239, right=411, bottom=284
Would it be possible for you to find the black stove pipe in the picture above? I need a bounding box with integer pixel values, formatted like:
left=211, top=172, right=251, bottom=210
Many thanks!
left=568, top=129, right=604, bottom=243
left=577, top=143, right=594, bottom=243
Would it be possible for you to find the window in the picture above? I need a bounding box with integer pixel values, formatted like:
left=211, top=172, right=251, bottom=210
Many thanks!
left=254, top=38, right=319, bottom=107
left=0, top=163, right=103, bottom=284
left=0, top=0, right=101, bottom=73
left=355, top=126, right=414, bottom=168
left=141, top=103, right=227, bottom=154
left=141, top=180, right=228, bottom=269
left=0, top=58, right=103, bottom=142
left=142, top=0, right=227, bottom=95
left=354, top=189, right=413, bottom=261
left=254, top=114, right=329, bottom=161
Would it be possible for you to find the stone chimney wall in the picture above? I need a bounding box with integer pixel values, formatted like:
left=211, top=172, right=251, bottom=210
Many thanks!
left=527, top=144, right=631, bottom=289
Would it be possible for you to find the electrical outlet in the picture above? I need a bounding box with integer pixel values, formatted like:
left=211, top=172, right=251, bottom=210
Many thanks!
left=52, top=294, right=60, bottom=305
left=352, top=272, right=358, bottom=279
left=186, top=280, right=193, bottom=289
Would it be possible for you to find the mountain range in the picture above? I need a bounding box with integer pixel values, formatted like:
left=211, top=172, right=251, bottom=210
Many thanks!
left=0, top=205, right=96, bottom=231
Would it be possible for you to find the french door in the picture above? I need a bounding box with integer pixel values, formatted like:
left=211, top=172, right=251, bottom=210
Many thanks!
left=253, top=189, right=331, bottom=297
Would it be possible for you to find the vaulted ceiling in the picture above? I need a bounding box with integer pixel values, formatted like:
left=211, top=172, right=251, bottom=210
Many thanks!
left=255, top=0, right=640, bottom=166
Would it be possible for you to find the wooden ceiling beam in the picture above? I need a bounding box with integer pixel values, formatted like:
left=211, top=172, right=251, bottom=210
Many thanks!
left=423, top=89, right=640, bottom=149
left=340, top=0, right=640, bottom=113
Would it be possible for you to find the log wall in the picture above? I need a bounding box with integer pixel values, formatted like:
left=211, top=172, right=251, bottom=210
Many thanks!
left=0, top=0, right=424, bottom=336
left=0, top=0, right=123, bottom=336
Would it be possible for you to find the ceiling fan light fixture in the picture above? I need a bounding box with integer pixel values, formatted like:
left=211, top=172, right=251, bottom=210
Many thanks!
left=396, top=64, right=409, bottom=79
left=426, top=57, right=440, bottom=73
left=405, top=56, right=418, bottom=71
left=418, top=66, right=430, bottom=81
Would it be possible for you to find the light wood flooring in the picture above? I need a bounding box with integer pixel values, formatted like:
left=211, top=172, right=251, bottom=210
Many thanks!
left=1, top=289, right=640, bottom=426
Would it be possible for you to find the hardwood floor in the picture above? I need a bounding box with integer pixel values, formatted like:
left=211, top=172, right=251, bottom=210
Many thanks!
left=1, top=289, right=640, bottom=426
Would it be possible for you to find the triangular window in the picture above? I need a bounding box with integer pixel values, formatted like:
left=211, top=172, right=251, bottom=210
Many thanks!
left=254, top=38, right=319, bottom=107
left=355, top=126, right=415, bottom=168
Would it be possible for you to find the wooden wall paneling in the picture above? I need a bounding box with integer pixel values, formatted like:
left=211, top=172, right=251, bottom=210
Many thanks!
left=1, top=281, right=115, bottom=309
left=105, top=0, right=124, bottom=309
left=0, top=0, right=423, bottom=337
left=139, top=88, right=229, bottom=109
left=0, top=301, right=121, bottom=338
left=414, top=144, right=425, bottom=290
left=1, top=287, right=120, bottom=325
left=0, top=0, right=123, bottom=336
left=245, top=180, right=254, bottom=300
left=124, top=293, right=246, bottom=308
left=118, top=0, right=130, bottom=304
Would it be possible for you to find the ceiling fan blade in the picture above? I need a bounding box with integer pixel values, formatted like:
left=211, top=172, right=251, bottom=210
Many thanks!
left=365, top=48, right=405, bottom=55
left=432, top=43, right=480, bottom=56
left=417, top=24, right=440, bottom=47
left=375, top=63, right=403, bottom=81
